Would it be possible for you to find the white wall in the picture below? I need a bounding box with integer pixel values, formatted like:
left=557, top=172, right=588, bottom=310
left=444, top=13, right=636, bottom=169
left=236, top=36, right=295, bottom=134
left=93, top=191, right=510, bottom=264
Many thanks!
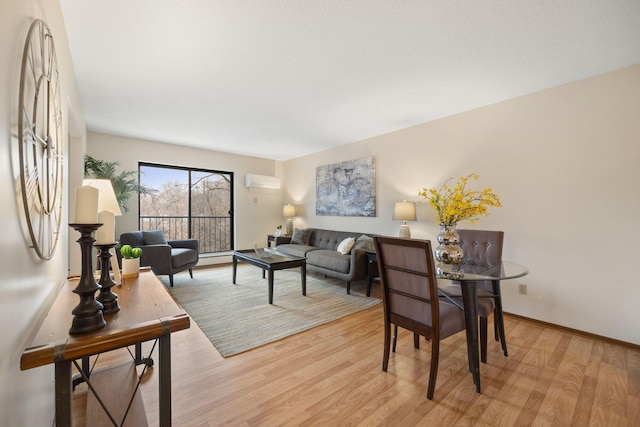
left=0, top=0, right=86, bottom=425
left=284, top=65, right=640, bottom=345
left=85, top=132, right=284, bottom=271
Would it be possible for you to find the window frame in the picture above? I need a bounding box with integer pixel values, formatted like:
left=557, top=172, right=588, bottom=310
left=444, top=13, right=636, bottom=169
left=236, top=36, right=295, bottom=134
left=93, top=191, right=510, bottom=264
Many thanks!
left=138, top=162, right=235, bottom=254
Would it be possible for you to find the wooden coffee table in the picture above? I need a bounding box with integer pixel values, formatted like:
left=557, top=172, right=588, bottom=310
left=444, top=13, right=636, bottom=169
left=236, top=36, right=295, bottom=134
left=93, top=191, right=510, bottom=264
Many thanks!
left=232, top=249, right=307, bottom=304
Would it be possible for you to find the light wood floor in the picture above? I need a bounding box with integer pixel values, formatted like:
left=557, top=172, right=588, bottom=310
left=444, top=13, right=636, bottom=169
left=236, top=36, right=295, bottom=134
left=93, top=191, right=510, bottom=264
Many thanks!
left=74, top=271, right=640, bottom=426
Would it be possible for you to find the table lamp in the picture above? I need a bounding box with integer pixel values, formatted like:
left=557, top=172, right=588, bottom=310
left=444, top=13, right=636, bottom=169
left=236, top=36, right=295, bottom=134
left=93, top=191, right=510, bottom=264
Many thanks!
left=283, top=204, right=296, bottom=236
left=393, top=201, right=416, bottom=238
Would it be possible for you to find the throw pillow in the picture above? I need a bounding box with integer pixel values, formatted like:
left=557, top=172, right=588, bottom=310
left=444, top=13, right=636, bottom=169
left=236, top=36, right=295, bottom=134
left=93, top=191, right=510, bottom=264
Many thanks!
left=337, top=237, right=356, bottom=254
left=142, top=230, right=167, bottom=245
left=291, top=228, right=311, bottom=245
left=353, top=234, right=375, bottom=252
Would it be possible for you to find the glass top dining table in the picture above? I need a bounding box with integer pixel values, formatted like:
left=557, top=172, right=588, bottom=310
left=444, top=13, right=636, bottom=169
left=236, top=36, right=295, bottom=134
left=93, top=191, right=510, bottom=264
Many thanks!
left=437, top=261, right=529, bottom=393
left=443, top=261, right=529, bottom=282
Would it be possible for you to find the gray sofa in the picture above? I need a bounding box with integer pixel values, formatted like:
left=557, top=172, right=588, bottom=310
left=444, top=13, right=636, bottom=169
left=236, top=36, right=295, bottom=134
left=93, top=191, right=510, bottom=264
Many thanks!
left=274, top=228, right=375, bottom=294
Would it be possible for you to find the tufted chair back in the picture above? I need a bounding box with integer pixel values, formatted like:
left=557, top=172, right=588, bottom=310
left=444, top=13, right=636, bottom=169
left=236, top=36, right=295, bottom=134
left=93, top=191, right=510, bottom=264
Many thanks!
left=456, top=229, right=504, bottom=293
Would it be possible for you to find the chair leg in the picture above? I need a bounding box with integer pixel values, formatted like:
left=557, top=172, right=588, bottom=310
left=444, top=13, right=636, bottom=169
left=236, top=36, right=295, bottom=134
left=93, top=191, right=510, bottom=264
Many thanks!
left=480, top=316, right=488, bottom=364
left=382, top=322, right=391, bottom=372
left=392, top=324, right=398, bottom=353
left=189, top=268, right=193, bottom=278
left=492, top=280, right=508, bottom=357
left=346, top=280, right=351, bottom=294
left=413, top=332, right=420, bottom=349
left=169, top=274, right=174, bottom=287
left=427, top=337, right=439, bottom=400
left=495, top=306, right=508, bottom=357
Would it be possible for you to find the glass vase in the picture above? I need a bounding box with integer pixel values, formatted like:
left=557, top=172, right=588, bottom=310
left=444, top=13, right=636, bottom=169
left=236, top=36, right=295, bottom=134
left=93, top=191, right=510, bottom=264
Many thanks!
left=434, top=223, right=464, bottom=279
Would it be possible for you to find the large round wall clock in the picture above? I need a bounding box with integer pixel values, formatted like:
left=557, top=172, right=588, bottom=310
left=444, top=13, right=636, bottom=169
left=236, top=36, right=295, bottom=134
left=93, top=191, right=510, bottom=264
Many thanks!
left=18, top=19, right=64, bottom=260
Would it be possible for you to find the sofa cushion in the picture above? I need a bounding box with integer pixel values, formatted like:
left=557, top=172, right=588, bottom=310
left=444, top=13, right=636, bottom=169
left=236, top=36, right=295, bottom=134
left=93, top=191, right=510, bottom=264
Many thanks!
left=309, top=229, right=358, bottom=251
left=143, top=230, right=168, bottom=245
left=171, top=248, right=198, bottom=269
left=291, top=228, right=312, bottom=245
left=276, top=244, right=317, bottom=258
left=353, top=234, right=375, bottom=252
left=306, top=250, right=351, bottom=274
left=337, top=237, right=355, bottom=254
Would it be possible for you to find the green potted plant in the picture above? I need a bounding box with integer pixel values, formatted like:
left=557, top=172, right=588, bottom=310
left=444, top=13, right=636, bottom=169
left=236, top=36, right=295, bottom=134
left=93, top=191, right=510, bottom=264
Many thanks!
left=120, top=244, right=143, bottom=278
left=84, top=155, right=154, bottom=212
left=274, top=225, right=283, bottom=237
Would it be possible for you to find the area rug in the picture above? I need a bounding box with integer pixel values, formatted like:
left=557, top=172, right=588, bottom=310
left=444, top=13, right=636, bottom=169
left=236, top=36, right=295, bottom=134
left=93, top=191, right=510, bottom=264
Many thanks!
left=163, top=265, right=380, bottom=357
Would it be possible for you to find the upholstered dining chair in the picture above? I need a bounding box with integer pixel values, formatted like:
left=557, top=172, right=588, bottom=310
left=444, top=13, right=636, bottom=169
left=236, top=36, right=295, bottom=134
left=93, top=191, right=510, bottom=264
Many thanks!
left=438, top=229, right=505, bottom=364
left=374, top=236, right=466, bottom=400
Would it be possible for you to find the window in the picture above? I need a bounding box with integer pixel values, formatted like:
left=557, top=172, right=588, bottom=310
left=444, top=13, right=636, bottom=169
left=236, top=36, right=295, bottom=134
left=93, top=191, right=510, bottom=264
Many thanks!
left=139, top=163, right=234, bottom=254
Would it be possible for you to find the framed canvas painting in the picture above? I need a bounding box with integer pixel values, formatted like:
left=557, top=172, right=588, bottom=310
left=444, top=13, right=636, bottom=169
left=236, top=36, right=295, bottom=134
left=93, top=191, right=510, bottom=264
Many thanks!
left=316, top=157, right=375, bottom=216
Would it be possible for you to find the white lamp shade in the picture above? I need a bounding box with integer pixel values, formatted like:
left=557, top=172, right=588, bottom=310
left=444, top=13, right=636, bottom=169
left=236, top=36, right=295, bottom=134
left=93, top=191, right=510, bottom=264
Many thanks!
left=283, top=204, right=296, bottom=217
left=393, top=201, right=416, bottom=222
left=82, top=179, right=122, bottom=216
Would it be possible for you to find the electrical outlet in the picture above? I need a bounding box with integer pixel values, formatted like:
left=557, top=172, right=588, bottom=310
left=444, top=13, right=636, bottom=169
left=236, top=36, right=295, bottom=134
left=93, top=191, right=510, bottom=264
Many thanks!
left=518, top=283, right=527, bottom=295
left=253, top=197, right=258, bottom=203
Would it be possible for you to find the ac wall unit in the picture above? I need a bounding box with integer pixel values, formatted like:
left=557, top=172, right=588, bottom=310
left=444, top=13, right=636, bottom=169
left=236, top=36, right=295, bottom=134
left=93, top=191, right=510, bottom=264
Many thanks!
left=245, top=174, right=281, bottom=189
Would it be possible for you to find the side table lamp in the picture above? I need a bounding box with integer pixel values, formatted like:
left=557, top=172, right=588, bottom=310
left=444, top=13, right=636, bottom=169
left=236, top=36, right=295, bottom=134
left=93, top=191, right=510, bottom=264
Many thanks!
left=393, top=200, right=416, bottom=238
left=283, top=203, right=296, bottom=236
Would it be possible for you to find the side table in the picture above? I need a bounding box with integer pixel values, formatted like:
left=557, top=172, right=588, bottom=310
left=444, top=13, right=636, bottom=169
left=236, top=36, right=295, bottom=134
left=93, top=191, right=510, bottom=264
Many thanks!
left=20, top=269, right=190, bottom=426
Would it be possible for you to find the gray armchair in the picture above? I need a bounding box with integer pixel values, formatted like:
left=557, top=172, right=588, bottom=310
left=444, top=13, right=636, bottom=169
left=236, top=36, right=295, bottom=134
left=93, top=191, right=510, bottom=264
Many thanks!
left=119, top=230, right=199, bottom=287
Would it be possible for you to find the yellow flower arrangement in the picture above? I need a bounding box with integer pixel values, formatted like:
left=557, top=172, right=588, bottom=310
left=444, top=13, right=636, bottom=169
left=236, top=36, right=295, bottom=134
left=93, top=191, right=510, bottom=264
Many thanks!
left=418, top=173, right=501, bottom=225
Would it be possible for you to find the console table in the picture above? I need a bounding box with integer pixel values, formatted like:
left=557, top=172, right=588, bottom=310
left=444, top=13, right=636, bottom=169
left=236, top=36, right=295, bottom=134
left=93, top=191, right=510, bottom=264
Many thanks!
left=20, top=268, right=190, bottom=426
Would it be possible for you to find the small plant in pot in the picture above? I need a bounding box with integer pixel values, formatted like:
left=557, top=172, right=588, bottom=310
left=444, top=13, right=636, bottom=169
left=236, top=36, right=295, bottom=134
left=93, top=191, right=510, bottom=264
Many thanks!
left=120, top=244, right=143, bottom=278
left=274, top=225, right=283, bottom=237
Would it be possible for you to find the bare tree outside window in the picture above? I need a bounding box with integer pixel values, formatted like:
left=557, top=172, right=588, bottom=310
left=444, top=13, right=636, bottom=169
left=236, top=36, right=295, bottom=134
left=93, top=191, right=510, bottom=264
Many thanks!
left=139, top=163, right=234, bottom=254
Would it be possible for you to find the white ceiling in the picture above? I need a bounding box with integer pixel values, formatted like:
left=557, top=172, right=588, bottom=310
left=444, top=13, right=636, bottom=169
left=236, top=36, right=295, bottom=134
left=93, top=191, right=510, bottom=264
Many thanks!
left=60, top=0, right=640, bottom=161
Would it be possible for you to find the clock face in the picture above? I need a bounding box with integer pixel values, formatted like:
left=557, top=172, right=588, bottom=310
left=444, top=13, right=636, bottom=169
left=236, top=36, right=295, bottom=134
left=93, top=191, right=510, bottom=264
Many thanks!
left=18, top=19, right=64, bottom=260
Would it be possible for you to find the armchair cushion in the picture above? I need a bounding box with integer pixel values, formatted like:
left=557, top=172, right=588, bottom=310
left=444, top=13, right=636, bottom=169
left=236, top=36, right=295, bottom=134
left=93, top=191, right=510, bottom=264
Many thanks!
left=121, top=231, right=145, bottom=247
left=168, top=239, right=199, bottom=251
left=171, top=248, right=198, bottom=269
left=143, top=230, right=168, bottom=245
